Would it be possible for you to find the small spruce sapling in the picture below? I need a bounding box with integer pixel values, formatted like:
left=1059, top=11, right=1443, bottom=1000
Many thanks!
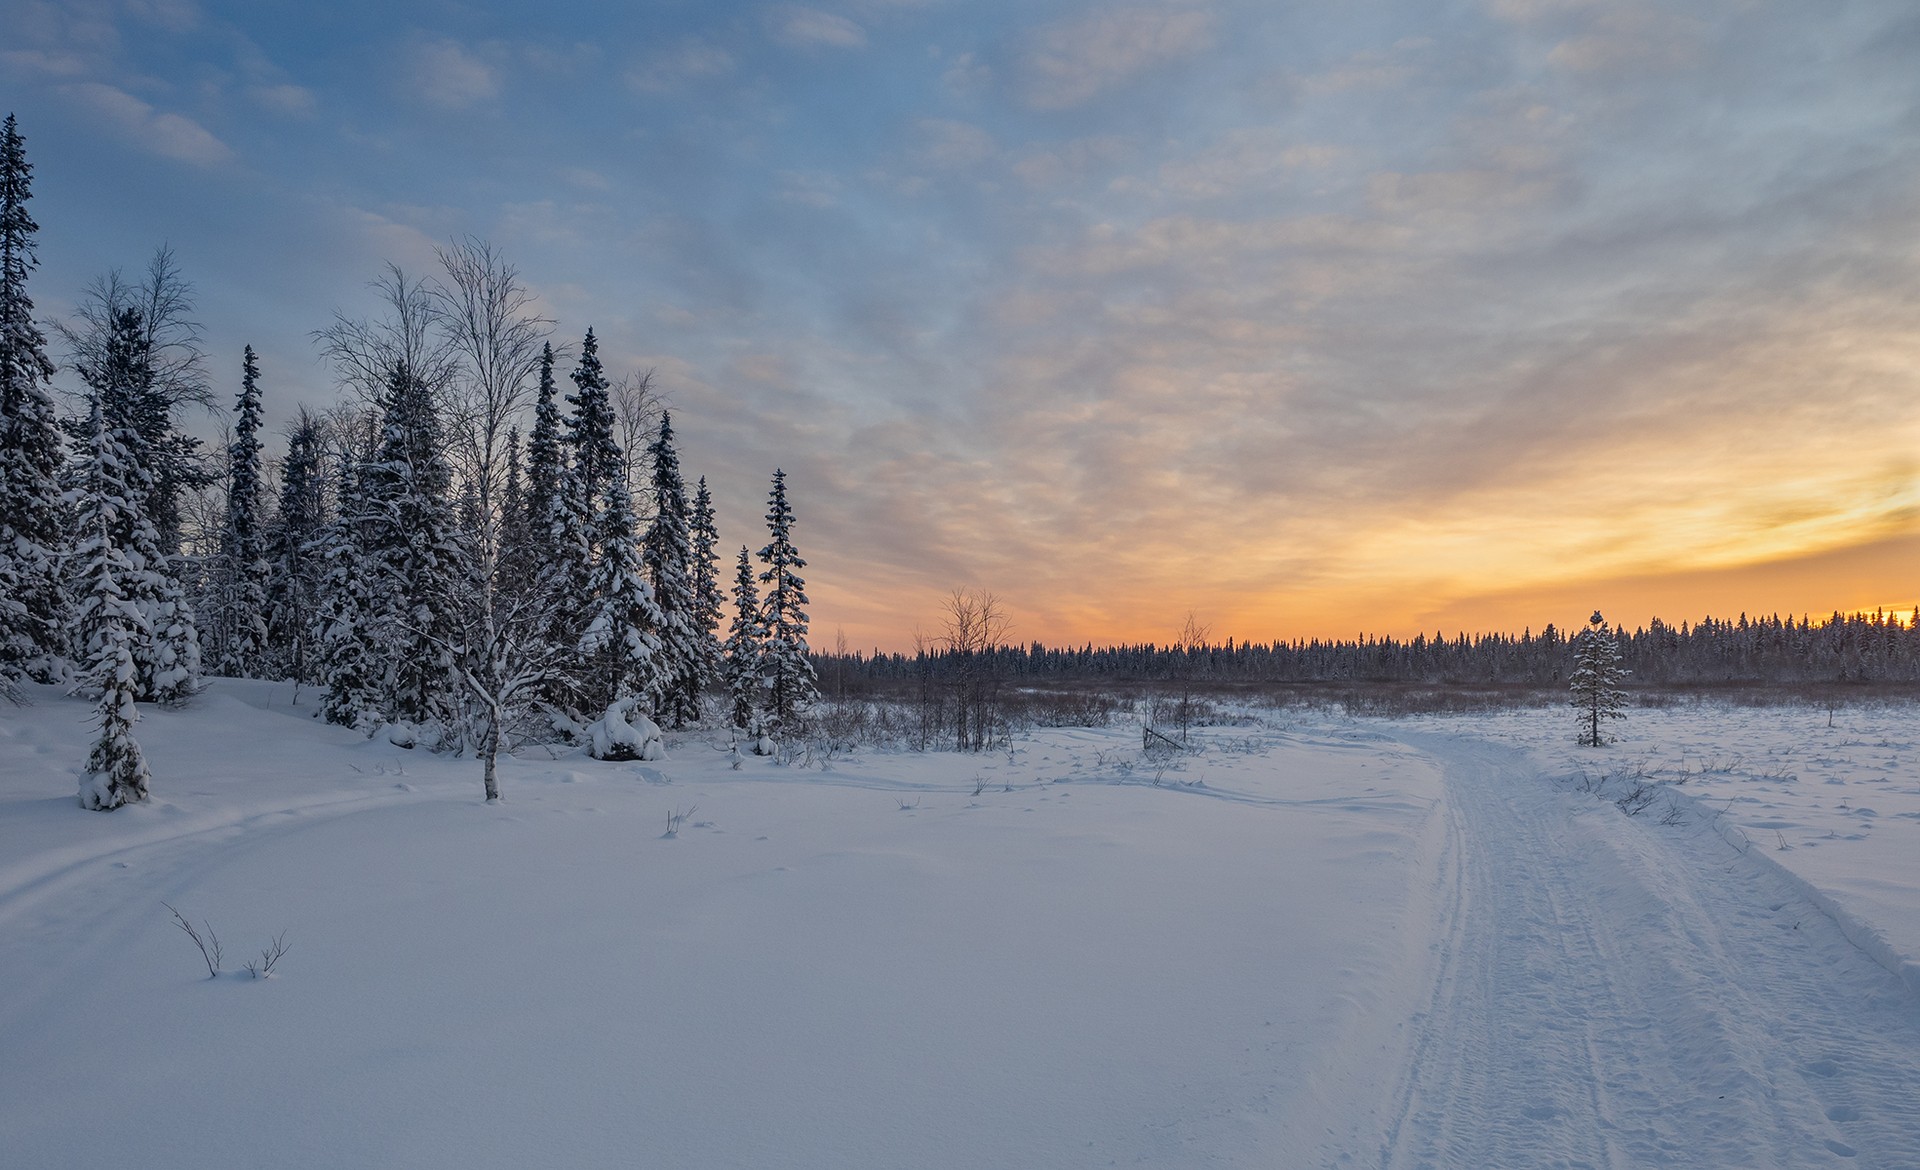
left=1570, top=610, right=1627, bottom=747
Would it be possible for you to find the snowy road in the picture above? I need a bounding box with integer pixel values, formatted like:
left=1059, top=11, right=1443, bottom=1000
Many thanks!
left=1370, top=734, right=1920, bottom=1170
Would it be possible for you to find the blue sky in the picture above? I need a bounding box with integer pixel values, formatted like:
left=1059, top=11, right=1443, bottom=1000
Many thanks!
left=5, top=0, right=1919, bottom=648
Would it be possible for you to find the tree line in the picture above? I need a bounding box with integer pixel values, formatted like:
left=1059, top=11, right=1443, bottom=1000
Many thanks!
left=827, top=608, right=1920, bottom=692
left=0, top=114, right=818, bottom=808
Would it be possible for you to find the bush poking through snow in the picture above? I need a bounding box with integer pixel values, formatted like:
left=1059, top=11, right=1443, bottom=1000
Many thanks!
left=1613, top=780, right=1659, bottom=817
left=164, top=904, right=291, bottom=979
left=585, top=696, right=665, bottom=761
left=243, top=931, right=291, bottom=979
left=663, top=805, right=696, bottom=838
left=165, top=902, right=222, bottom=978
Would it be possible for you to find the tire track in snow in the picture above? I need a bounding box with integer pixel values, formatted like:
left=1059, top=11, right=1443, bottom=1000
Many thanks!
left=1375, top=733, right=1920, bottom=1170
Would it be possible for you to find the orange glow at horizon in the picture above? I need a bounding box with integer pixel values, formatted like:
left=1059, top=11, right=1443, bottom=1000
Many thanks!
left=809, top=531, right=1920, bottom=655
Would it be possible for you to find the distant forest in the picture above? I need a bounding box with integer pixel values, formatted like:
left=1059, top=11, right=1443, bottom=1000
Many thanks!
left=822, top=610, right=1920, bottom=691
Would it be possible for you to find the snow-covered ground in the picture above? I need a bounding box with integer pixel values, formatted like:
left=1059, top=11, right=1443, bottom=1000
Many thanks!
left=3, top=682, right=1917, bottom=1168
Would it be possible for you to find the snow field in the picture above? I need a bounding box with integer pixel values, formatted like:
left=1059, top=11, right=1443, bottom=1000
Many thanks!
left=8, top=684, right=1919, bottom=1167
left=0, top=681, right=1445, bottom=1169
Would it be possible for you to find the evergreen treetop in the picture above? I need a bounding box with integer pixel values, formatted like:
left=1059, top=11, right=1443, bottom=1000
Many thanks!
left=565, top=329, right=622, bottom=526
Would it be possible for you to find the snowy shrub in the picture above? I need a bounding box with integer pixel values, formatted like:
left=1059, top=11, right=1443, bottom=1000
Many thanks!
left=585, top=696, right=665, bottom=761
left=376, top=721, right=443, bottom=751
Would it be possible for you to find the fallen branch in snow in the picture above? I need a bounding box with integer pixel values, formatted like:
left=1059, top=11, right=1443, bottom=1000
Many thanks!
left=1142, top=726, right=1186, bottom=752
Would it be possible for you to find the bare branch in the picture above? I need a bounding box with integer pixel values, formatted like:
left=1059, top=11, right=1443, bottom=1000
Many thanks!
left=314, top=263, right=460, bottom=408
left=163, top=901, right=222, bottom=978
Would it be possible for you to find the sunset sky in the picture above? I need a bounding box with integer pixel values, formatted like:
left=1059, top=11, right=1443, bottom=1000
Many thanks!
left=4, top=0, right=1917, bottom=651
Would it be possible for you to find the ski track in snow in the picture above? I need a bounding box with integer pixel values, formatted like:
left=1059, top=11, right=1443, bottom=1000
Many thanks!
left=1371, top=732, right=1920, bottom=1170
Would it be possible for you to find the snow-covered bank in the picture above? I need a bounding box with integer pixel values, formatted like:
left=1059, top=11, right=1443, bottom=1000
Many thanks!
left=0, top=682, right=1443, bottom=1168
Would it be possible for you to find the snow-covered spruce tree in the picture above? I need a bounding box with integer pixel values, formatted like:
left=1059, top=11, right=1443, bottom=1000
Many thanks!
left=70, top=305, right=199, bottom=703
left=1571, top=610, right=1627, bottom=747
left=535, top=332, right=619, bottom=716
left=689, top=475, right=725, bottom=693
left=564, top=330, right=623, bottom=533
left=722, top=545, right=766, bottom=732
left=311, top=453, right=383, bottom=729
left=0, top=113, right=67, bottom=689
left=497, top=425, right=528, bottom=584
left=578, top=460, right=664, bottom=717
left=756, top=469, right=817, bottom=733
left=57, top=248, right=212, bottom=561
left=362, top=359, right=465, bottom=730
left=521, top=343, right=565, bottom=570
left=211, top=345, right=269, bottom=677
left=642, top=412, right=702, bottom=727
left=69, top=397, right=152, bottom=808
left=264, top=408, right=327, bottom=681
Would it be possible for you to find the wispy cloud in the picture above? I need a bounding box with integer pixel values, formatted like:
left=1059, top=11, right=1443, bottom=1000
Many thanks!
left=248, top=83, right=316, bottom=115
left=123, top=0, right=200, bottom=34
left=1487, top=0, right=1708, bottom=74
left=770, top=6, right=869, bottom=50
left=777, top=170, right=844, bottom=208
left=412, top=38, right=498, bottom=109
left=1152, top=129, right=1347, bottom=199
left=64, top=81, right=232, bottom=165
left=627, top=39, right=735, bottom=94
left=1019, top=3, right=1215, bottom=109
left=913, top=119, right=996, bottom=169
left=0, top=48, right=92, bottom=78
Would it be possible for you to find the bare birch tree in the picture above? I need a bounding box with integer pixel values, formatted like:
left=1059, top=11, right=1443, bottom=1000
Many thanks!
left=938, top=588, right=1012, bottom=751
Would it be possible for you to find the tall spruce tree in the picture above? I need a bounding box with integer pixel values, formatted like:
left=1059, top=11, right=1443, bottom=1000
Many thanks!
left=0, top=113, right=66, bottom=688
left=1571, top=610, right=1627, bottom=747
left=722, top=545, right=765, bottom=731
left=642, top=412, right=702, bottom=726
left=264, top=408, right=327, bottom=681
left=72, top=305, right=199, bottom=703
left=213, top=345, right=269, bottom=676
left=523, top=343, right=565, bottom=567
left=537, top=332, right=617, bottom=716
left=363, top=360, right=465, bottom=728
left=498, top=425, right=528, bottom=584
left=578, top=464, right=663, bottom=716
left=312, top=453, right=382, bottom=728
left=756, top=469, right=816, bottom=732
left=689, top=476, right=724, bottom=691
left=565, top=330, right=622, bottom=529
left=70, top=396, right=152, bottom=808
left=58, top=249, right=211, bottom=560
